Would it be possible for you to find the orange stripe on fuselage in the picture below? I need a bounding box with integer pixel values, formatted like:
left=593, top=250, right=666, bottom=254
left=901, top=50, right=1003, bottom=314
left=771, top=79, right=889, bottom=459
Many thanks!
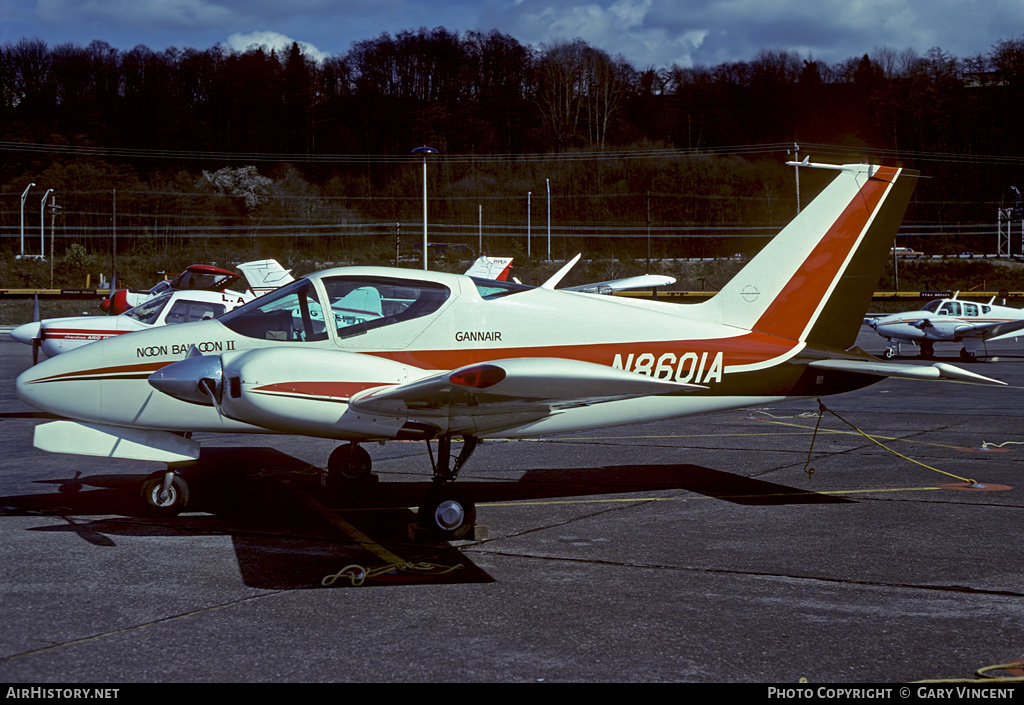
left=753, top=167, right=897, bottom=340
left=25, top=360, right=171, bottom=384
left=366, top=330, right=796, bottom=371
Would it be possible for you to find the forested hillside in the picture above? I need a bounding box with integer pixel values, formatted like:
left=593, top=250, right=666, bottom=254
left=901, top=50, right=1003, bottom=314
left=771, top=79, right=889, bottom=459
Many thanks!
left=2, top=29, right=1023, bottom=288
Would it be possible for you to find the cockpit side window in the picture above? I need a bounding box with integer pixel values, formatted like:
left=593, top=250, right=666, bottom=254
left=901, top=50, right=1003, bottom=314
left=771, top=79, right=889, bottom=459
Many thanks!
left=941, top=301, right=962, bottom=316
left=218, top=279, right=328, bottom=342
left=962, top=303, right=979, bottom=317
left=321, top=276, right=450, bottom=339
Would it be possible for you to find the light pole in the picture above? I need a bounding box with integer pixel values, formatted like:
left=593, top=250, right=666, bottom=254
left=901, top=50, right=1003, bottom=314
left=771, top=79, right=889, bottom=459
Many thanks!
left=20, top=183, right=35, bottom=258
left=40, top=189, right=53, bottom=259
left=412, top=146, right=437, bottom=270
left=546, top=178, right=551, bottom=261
left=527, top=191, right=531, bottom=258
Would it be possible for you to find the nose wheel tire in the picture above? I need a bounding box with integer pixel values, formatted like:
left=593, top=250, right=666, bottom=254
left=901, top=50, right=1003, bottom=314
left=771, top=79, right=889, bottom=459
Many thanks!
left=418, top=490, right=476, bottom=541
left=140, top=472, right=189, bottom=516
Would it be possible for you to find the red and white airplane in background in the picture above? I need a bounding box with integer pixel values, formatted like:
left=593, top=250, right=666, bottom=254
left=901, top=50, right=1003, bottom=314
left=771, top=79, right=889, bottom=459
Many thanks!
left=16, top=163, right=1006, bottom=540
left=866, top=292, right=1024, bottom=360
left=10, top=260, right=292, bottom=360
left=100, top=260, right=292, bottom=315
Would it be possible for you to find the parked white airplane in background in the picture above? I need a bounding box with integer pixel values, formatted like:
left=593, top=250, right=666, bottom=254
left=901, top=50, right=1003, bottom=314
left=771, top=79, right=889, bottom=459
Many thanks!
left=100, top=260, right=292, bottom=315
left=464, top=254, right=677, bottom=293
left=10, top=260, right=293, bottom=361
left=866, top=293, right=1024, bottom=360
left=17, top=163, right=1006, bottom=540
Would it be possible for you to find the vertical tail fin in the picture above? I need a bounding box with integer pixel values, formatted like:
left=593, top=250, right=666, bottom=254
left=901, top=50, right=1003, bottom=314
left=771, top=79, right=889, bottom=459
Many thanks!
left=701, top=163, right=918, bottom=349
left=237, top=259, right=294, bottom=296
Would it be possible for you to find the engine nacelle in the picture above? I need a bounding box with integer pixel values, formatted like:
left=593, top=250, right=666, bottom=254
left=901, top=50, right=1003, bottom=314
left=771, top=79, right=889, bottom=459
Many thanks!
left=216, top=347, right=432, bottom=439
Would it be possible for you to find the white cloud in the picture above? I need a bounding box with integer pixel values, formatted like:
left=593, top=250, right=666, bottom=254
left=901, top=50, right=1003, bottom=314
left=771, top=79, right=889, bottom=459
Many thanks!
left=227, top=30, right=330, bottom=62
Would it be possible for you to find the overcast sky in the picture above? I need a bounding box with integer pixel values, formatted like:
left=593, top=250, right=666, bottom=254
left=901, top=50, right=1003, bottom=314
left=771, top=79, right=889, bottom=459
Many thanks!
left=3, top=0, right=1022, bottom=69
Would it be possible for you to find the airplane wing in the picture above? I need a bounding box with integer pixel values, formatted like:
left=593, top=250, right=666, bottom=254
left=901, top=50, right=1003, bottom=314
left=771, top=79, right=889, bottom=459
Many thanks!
left=565, top=274, right=677, bottom=295
left=539, top=253, right=676, bottom=294
left=950, top=318, right=1024, bottom=342
left=808, top=359, right=1005, bottom=386
left=349, top=357, right=703, bottom=418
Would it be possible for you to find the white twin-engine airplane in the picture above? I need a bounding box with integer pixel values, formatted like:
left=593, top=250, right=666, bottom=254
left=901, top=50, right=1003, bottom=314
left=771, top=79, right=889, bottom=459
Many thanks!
left=10, top=259, right=293, bottom=361
left=866, top=293, right=1024, bottom=360
left=16, top=163, right=1006, bottom=540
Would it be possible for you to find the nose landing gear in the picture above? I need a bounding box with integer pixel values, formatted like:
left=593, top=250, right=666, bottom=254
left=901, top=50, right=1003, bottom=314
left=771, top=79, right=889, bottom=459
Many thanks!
left=417, top=435, right=480, bottom=541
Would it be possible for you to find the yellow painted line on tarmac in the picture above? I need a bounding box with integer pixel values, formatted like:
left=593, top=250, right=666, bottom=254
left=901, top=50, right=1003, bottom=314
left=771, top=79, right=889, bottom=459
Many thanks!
left=519, top=422, right=976, bottom=453
left=479, top=486, right=944, bottom=509
left=286, top=484, right=409, bottom=565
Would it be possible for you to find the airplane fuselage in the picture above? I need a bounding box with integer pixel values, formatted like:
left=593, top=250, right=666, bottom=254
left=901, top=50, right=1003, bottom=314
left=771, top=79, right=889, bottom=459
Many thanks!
left=16, top=267, right=874, bottom=442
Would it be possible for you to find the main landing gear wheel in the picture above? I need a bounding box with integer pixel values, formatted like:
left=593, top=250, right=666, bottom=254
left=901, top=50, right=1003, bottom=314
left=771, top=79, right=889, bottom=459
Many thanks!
left=417, top=489, right=477, bottom=541
left=140, top=471, right=189, bottom=517
left=960, top=347, right=977, bottom=361
left=323, top=443, right=374, bottom=496
left=920, top=341, right=935, bottom=359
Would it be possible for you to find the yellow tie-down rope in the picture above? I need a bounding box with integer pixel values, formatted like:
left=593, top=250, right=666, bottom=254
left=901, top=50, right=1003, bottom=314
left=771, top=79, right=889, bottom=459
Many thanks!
left=804, top=400, right=979, bottom=486
left=284, top=483, right=465, bottom=587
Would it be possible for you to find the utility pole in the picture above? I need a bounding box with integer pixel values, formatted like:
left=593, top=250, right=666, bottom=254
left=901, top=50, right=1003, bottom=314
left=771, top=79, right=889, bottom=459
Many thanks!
left=646, top=190, right=652, bottom=274
left=546, top=178, right=551, bottom=261
left=20, top=183, right=35, bottom=258
left=790, top=143, right=802, bottom=214
left=527, top=191, right=531, bottom=259
left=40, top=189, right=53, bottom=259
left=49, top=197, right=61, bottom=288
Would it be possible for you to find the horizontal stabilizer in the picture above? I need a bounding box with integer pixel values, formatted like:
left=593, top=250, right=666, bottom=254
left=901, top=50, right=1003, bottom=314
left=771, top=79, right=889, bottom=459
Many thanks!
left=34, top=420, right=200, bottom=462
left=808, top=359, right=1006, bottom=386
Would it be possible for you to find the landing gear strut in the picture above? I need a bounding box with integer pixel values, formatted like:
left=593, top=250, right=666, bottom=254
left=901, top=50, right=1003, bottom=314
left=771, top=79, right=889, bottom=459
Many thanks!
left=417, top=435, right=479, bottom=540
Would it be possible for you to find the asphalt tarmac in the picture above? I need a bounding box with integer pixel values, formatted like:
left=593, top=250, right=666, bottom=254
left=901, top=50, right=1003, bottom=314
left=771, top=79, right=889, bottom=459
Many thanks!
left=1, top=330, right=1022, bottom=684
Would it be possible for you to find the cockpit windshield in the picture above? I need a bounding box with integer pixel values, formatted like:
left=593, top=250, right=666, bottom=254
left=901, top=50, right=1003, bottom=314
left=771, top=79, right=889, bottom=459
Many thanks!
left=124, top=292, right=172, bottom=324
left=218, top=279, right=328, bottom=342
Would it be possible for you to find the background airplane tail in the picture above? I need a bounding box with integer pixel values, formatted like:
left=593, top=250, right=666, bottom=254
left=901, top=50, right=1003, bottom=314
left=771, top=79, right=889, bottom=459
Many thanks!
left=701, top=163, right=918, bottom=350
left=237, top=259, right=294, bottom=296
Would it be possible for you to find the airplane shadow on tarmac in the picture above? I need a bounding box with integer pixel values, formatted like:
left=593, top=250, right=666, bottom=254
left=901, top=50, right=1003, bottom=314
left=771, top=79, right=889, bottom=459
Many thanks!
left=0, top=446, right=851, bottom=589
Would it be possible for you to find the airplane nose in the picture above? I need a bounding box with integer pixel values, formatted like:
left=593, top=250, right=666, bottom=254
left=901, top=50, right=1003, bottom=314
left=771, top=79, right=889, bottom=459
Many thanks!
left=148, top=353, right=223, bottom=406
left=10, top=321, right=41, bottom=345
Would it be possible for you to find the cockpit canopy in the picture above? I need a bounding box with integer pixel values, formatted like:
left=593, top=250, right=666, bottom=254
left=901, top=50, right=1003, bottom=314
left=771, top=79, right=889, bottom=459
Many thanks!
left=218, top=275, right=453, bottom=342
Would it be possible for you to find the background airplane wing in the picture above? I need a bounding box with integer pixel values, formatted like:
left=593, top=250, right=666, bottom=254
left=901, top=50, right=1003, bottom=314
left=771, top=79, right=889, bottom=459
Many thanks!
left=952, top=318, right=1024, bottom=341
left=349, top=357, right=702, bottom=418
left=565, top=274, right=676, bottom=294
